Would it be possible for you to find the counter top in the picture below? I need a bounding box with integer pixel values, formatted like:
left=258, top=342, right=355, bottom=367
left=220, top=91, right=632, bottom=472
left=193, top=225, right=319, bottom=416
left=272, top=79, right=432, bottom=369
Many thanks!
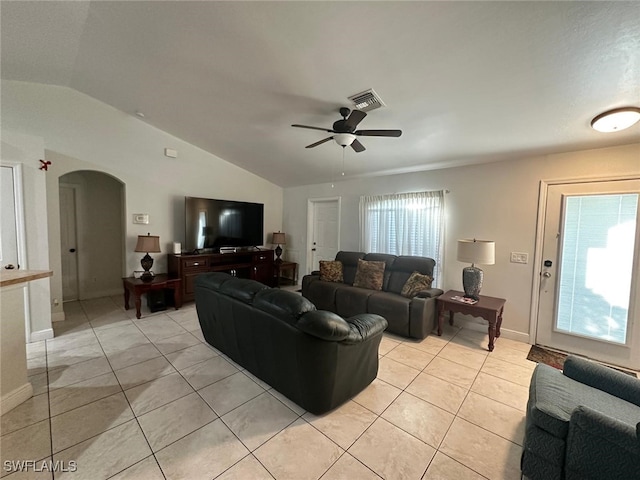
left=0, top=270, right=52, bottom=287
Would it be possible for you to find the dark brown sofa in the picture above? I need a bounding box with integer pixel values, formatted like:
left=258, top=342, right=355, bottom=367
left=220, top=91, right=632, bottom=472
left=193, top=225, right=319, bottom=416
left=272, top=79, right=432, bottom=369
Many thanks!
left=301, top=251, right=443, bottom=339
left=195, top=272, right=388, bottom=414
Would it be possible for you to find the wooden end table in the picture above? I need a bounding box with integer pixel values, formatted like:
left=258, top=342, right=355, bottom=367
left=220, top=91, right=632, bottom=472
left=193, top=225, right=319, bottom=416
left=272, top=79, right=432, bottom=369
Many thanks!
left=437, top=290, right=506, bottom=351
left=123, top=274, right=182, bottom=319
left=274, top=261, right=298, bottom=287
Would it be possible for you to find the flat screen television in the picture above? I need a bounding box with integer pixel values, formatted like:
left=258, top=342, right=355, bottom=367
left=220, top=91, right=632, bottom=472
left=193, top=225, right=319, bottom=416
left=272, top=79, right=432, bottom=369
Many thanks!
left=184, top=197, right=264, bottom=253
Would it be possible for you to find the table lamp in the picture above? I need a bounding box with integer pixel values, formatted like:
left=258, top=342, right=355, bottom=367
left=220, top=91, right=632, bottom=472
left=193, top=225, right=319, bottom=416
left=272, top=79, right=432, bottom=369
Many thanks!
left=135, top=233, right=161, bottom=282
left=272, top=232, right=286, bottom=263
left=457, top=239, right=495, bottom=300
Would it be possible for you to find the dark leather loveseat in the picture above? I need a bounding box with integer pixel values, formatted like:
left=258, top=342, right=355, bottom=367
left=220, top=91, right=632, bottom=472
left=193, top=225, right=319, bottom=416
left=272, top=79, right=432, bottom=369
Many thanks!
left=302, top=251, right=443, bottom=339
left=194, top=272, right=388, bottom=414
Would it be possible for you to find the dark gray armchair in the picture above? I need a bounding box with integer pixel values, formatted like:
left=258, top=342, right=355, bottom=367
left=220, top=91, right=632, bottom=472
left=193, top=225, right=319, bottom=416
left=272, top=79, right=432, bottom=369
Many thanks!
left=521, top=355, right=640, bottom=480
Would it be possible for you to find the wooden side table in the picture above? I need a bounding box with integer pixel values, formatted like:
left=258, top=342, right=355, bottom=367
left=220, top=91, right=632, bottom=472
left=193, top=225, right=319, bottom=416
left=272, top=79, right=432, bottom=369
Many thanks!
left=437, top=290, right=506, bottom=351
left=123, top=274, right=182, bottom=319
left=274, top=261, right=298, bottom=287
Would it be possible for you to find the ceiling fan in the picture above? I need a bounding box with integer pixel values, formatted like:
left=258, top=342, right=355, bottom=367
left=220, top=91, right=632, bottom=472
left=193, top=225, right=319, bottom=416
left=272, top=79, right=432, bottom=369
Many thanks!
left=292, top=107, right=402, bottom=152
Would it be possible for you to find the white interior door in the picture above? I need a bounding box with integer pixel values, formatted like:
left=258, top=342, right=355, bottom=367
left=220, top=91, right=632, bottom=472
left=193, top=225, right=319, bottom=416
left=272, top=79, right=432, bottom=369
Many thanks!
left=1, top=164, right=31, bottom=340
left=536, top=179, right=640, bottom=369
left=0, top=166, right=19, bottom=269
left=60, top=185, right=79, bottom=301
left=308, top=198, right=341, bottom=272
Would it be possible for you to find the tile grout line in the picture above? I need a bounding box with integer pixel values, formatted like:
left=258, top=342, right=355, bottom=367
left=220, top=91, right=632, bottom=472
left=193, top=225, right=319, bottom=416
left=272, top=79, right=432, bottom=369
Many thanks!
left=84, top=297, right=169, bottom=480
left=20, top=298, right=530, bottom=479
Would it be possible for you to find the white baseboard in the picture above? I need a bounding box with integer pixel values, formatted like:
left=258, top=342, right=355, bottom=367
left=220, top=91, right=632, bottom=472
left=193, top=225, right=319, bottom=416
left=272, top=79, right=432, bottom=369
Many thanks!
left=454, top=316, right=530, bottom=345
left=82, top=288, right=123, bottom=300
left=499, top=328, right=530, bottom=344
left=30, top=328, right=54, bottom=343
left=0, top=382, right=33, bottom=415
left=51, top=311, right=66, bottom=322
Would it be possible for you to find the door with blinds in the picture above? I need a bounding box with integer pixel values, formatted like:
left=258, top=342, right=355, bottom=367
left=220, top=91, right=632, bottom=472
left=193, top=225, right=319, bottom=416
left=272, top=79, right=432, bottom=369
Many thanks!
left=536, top=179, right=640, bottom=369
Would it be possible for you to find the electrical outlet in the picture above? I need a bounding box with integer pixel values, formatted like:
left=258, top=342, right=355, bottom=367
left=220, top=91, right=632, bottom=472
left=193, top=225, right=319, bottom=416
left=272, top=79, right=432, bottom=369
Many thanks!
left=510, top=252, right=529, bottom=264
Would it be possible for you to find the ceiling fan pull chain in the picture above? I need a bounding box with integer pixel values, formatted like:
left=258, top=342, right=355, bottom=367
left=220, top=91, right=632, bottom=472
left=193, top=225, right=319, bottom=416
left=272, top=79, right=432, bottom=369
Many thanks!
left=341, top=147, right=346, bottom=176
left=331, top=151, right=336, bottom=188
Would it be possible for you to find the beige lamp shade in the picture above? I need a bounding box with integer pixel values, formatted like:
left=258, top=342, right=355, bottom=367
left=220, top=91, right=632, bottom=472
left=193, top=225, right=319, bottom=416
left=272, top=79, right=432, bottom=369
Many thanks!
left=457, top=239, right=495, bottom=265
left=135, top=234, right=161, bottom=253
left=272, top=232, right=286, bottom=245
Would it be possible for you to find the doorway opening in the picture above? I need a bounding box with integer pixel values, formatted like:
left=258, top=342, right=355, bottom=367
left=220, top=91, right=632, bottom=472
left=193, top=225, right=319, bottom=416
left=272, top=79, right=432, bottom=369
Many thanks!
left=59, top=171, right=125, bottom=301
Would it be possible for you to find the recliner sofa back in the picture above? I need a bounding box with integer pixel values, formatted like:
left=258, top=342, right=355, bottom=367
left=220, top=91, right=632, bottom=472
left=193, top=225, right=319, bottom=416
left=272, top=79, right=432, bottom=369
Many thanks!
left=195, top=272, right=388, bottom=414
left=302, top=251, right=442, bottom=339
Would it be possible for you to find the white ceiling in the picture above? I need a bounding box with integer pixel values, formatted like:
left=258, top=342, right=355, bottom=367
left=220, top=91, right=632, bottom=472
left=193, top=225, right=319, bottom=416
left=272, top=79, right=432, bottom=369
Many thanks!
left=2, top=1, right=639, bottom=187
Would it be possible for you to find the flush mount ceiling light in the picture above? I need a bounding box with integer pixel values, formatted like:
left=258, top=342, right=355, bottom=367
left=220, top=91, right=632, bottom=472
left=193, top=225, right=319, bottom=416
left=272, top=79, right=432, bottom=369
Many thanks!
left=591, top=107, right=640, bottom=132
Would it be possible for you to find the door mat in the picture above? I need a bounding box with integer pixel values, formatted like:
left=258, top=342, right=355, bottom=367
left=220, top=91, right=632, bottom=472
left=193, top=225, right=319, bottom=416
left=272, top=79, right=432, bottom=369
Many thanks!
left=527, top=345, right=637, bottom=378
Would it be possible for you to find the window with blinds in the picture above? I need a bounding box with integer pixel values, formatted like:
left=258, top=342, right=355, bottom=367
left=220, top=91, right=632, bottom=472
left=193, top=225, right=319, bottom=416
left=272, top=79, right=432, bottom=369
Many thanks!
left=556, top=193, right=638, bottom=343
left=359, top=190, right=445, bottom=286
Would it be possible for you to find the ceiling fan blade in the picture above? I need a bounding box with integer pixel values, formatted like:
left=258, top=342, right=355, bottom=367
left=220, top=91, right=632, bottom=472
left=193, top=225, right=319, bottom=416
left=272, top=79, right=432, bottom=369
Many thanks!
left=351, top=139, right=366, bottom=152
left=344, top=110, right=367, bottom=130
left=355, top=129, right=402, bottom=137
left=292, top=124, right=334, bottom=133
left=305, top=136, right=333, bottom=148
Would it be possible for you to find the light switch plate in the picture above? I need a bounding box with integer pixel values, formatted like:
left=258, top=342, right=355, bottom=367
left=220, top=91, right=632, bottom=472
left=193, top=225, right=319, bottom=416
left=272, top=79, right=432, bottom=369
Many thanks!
left=133, top=213, right=149, bottom=225
left=510, top=252, right=529, bottom=264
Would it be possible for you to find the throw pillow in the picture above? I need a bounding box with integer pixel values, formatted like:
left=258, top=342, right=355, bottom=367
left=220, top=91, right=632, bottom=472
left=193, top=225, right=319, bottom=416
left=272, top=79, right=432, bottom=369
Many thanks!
left=401, top=271, right=433, bottom=298
left=353, top=259, right=386, bottom=291
left=319, top=260, right=344, bottom=283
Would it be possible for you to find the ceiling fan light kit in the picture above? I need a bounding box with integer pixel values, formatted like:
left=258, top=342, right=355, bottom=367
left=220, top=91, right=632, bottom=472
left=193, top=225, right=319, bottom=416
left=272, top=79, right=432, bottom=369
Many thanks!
left=333, top=133, right=356, bottom=147
left=292, top=107, right=402, bottom=152
left=591, top=107, right=640, bottom=133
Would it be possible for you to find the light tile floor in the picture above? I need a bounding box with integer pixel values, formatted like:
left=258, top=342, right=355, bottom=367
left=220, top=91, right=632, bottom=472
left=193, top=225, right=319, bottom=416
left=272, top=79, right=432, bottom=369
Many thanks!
left=1, top=293, right=537, bottom=480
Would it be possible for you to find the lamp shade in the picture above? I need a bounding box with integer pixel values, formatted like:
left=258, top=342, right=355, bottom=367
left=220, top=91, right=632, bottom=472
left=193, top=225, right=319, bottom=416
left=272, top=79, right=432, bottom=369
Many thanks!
left=135, top=234, right=161, bottom=253
left=457, top=239, right=495, bottom=265
left=272, top=232, right=286, bottom=245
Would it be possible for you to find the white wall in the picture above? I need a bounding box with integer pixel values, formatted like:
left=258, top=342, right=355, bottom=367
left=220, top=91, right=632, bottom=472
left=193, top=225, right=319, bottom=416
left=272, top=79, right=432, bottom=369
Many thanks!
left=2, top=81, right=283, bottom=321
left=0, top=132, right=53, bottom=340
left=284, top=143, right=640, bottom=341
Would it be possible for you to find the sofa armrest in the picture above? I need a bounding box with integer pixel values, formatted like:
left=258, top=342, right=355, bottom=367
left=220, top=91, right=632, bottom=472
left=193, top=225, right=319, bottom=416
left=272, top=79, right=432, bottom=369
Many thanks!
left=415, top=287, right=444, bottom=299
left=563, top=355, right=640, bottom=407
left=570, top=406, right=639, bottom=452
left=565, top=406, right=640, bottom=479
left=343, top=314, right=388, bottom=344
left=297, top=311, right=387, bottom=343
left=297, top=310, right=350, bottom=341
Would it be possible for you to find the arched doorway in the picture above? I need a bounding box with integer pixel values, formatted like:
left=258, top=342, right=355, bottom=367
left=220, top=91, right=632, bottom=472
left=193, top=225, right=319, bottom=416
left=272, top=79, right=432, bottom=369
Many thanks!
left=59, top=170, right=125, bottom=301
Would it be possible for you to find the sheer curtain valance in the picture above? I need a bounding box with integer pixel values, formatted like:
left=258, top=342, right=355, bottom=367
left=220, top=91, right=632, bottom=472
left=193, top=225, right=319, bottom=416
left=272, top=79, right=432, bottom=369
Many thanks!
left=359, top=190, right=444, bottom=286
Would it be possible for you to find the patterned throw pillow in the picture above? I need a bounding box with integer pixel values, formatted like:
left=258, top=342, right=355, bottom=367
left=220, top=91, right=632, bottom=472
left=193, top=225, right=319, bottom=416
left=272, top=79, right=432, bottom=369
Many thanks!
left=319, top=261, right=344, bottom=283
left=353, top=259, right=386, bottom=291
left=401, top=271, right=433, bottom=298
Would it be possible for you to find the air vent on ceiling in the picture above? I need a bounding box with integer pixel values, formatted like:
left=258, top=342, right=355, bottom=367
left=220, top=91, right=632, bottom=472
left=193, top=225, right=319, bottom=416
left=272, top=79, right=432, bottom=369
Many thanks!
left=348, top=88, right=386, bottom=112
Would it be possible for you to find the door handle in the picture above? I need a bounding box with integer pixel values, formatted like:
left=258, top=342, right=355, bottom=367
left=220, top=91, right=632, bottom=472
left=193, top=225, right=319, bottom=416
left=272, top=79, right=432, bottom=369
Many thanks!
left=69, top=248, right=76, bottom=253
left=311, top=248, right=316, bottom=251
left=542, top=272, right=551, bottom=278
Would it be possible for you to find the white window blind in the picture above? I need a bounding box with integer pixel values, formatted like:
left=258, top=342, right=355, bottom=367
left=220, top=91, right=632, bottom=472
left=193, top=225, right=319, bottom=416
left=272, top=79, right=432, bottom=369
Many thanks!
left=556, top=193, right=638, bottom=343
left=359, top=190, right=445, bottom=286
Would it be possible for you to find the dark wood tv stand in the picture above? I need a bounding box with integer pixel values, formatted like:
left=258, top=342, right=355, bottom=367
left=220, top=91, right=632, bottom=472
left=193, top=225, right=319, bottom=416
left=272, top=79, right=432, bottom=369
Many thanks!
left=168, top=250, right=275, bottom=302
